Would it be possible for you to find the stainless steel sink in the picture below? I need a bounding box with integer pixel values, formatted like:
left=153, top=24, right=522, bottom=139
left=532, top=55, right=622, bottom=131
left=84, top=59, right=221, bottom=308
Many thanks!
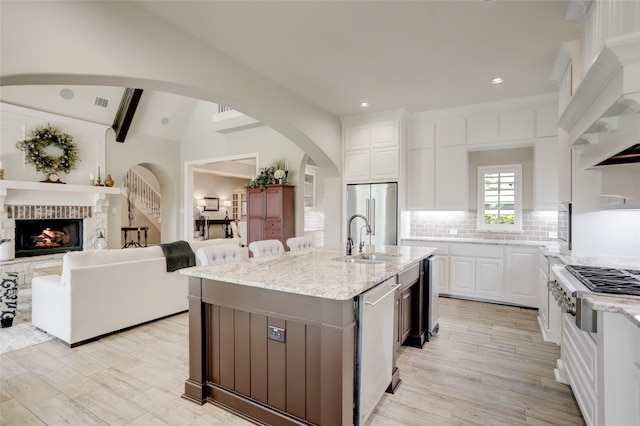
left=333, top=255, right=384, bottom=264
left=334, top=252, right=398, bottom=264
left=359, top=253, right=398, bottom=261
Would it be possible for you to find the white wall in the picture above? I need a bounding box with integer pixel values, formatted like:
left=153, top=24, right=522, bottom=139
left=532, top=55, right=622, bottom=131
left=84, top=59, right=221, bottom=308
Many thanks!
left=571, top=151, right=640, bottom=258
left=181, top=101, right=308, bottom=238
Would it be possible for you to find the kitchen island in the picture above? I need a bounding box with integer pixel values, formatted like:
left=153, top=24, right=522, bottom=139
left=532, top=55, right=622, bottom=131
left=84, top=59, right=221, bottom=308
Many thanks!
left=180, top=244, right=435, bottom=425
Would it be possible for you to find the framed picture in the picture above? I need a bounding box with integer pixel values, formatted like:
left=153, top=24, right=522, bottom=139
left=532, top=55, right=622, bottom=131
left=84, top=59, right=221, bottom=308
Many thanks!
left=204, top=197, right=219, bottom=211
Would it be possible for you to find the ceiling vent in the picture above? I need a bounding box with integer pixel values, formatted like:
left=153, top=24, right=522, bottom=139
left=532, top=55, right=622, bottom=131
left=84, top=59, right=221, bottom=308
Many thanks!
left=94, top=97, right=109, bottom=108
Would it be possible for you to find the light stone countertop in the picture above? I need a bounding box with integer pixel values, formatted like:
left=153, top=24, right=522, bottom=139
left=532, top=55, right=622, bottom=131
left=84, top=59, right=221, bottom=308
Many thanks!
left=402, top=236, right=554, bottom=248
left=581, top=293, right=640, bottom=328
left=558, top=254, right=640, bottom=270
left=181, top=244, right=436, bottom=301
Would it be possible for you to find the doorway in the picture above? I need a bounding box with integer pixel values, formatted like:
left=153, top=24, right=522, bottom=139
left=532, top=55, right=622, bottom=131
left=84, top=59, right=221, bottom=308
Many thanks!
left=184, top=154, right=258, bottom=243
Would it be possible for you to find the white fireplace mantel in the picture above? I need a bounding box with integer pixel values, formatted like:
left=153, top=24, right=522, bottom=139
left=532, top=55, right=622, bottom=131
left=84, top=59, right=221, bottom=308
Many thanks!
left=0, top=180, right=121, bottom=213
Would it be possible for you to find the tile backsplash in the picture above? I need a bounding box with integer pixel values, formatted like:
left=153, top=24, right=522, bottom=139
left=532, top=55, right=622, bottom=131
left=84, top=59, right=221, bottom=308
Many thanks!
left=409, top=210, right=558, bottom=242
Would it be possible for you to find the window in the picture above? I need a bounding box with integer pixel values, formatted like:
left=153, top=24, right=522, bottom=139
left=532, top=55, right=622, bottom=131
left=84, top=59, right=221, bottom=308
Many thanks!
left=478, top=164, right=522, bottom=231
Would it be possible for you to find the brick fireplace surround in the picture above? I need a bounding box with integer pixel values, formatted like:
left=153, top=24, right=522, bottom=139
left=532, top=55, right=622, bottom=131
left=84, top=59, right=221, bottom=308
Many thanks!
left=0, top=204, right=107, bottom=289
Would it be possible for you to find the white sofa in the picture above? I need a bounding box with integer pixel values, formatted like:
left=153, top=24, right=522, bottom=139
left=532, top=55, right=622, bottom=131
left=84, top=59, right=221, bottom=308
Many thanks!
left=31, top=239, right=241, bottom=346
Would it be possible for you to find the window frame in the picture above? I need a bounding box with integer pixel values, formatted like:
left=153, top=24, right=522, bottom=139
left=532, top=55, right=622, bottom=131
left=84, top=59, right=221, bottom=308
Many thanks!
left=477, top=164, right=522, bottom=232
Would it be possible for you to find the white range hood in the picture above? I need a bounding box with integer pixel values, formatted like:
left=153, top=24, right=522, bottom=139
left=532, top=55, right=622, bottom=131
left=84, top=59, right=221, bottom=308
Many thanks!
left=557, top=32, right=640, bottom=170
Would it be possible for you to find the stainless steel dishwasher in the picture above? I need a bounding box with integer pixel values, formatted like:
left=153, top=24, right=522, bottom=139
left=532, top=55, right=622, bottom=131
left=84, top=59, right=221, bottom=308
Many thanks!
left=354, top=276, right=399, bottom=425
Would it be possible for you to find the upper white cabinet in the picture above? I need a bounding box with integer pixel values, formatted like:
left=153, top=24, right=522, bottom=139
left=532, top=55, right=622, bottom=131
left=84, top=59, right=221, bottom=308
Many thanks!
left=343, top=114, right=403, bottom=183
left=535, top=104, right=559, bottom=138
left=370, top=120, right=399, bottom=148
left=304, top=165, right=317, bottom=210
left=344, top=124, right=371, bottom=151
left=434, top=146, right=468, bottom=210
left=407, top=120, right=435, bottom=150
left=466, top=112, right=499, bottom=146
left=534, top=136, right=560, bottom=210
left=500, top=108, right=535, bottom=142
left=435, top=117, right=466, bottom=147
left=406, top=147, right=434, bottom=210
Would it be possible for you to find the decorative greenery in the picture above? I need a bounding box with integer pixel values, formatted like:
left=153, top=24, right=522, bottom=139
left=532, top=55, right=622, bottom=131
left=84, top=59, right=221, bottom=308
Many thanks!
left=245, top=159, right=291, bottom=190
left=16, top=124, right=79, bottom=175
left=245, top=166, right=276, bottom=191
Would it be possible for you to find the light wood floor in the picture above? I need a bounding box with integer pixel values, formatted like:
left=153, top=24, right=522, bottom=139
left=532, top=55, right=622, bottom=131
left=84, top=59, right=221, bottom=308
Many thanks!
left=0, top=297, right=584, bottom=425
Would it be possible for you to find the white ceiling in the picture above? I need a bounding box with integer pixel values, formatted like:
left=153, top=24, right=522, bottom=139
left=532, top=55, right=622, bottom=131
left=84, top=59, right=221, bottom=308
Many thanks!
left=135, top=0, right=580, bottom=116
left=0, top=1, right=580, bottom=140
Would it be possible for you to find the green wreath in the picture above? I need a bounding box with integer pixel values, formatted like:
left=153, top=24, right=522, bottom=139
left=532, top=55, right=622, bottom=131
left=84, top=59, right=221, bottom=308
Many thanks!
left=16, top=124, right=79, bottom=175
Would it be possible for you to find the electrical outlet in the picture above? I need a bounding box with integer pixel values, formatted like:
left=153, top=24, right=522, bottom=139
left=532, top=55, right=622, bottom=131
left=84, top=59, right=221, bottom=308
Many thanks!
left=549, top=231, right=558, bottom=238
left=449, top=229, right=458, bottom=235
left=268, top=325, right=286, bottom=343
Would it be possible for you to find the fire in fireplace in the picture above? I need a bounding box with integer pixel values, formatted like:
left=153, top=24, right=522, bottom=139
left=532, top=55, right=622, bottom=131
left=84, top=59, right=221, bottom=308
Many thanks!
left=15, top=219, right=83, bottom=257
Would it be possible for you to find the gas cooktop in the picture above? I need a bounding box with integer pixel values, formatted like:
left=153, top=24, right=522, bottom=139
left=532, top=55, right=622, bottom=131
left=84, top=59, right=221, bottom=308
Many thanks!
left=566, top=265, right=640, bottom=297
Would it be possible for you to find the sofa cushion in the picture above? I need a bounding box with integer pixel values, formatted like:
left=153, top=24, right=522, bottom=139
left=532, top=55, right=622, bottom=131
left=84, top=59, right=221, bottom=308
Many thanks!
left=61, top=246, right=163, bottom=286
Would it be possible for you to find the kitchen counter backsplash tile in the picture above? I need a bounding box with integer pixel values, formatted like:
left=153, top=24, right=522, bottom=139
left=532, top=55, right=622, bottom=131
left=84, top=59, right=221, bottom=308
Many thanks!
left=409, top=210, right=557, bottom=243
left=403, top=236, right=555, bottom=248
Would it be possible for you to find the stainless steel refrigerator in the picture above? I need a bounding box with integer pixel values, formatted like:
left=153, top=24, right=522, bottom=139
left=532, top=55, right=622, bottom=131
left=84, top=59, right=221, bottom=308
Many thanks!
left=346, top=183, right=397, bottom=247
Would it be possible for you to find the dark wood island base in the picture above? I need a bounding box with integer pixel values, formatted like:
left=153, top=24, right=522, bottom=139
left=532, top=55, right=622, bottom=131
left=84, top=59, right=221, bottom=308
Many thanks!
left=182, top=276, right=356, bottom=425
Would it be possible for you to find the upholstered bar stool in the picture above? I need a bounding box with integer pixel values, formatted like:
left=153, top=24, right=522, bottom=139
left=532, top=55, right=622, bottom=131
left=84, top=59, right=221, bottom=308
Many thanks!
left=196, top=244, right=244, bottom=265
left=286, top=236, right=314, bottom=252
left=248, top=240, right=285, bottom=258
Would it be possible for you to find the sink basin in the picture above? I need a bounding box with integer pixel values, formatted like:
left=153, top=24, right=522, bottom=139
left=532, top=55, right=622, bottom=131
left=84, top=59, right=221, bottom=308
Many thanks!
left=333, top=256, right=384, bottom=264
left=359, top=253, right=398, bottom=261
left=333, top=252, right=399, bottom=264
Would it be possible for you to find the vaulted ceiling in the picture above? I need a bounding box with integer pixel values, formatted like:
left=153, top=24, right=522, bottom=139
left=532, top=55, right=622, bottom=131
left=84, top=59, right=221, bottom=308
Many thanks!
left=0, top=1, right=580, bottom=144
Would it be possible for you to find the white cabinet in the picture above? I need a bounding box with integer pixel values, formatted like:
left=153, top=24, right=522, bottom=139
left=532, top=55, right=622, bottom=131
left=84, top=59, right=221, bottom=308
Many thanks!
left=449, top=255, right=503, bottom=298
left=466, top=112, right=499, bottom=146
left=371, top=147, right=399, bottom=180
left=435, top=117, right=466, bottom=147
left=499, top=108, right=534, bottom=141
left=504, top=246, right=538, bottom=308
left=449, top=243, right=503, bottom=300
left=344, top=150, right=370, bottom=182
left=434, top=146, right=468, bottom=210
left=304, top=165, right=317, bottom=209
left=345, top=124, right=370, bottom=151
left=406, top=148, right=434, bottom=210
left=534, top=136, right=560, bottom=210
left=449, top=256, right=476, bottom=295
left=371, top=120, right=399, bottom=148
left=538, top=252, right=561, bottom=343
left=344, top=119, right=400, bottom=182
left=408, top=120, right=435, bottom=150
left=475, top=258, right=503, bottom=298
left=535, top=104, right=559, bottom=138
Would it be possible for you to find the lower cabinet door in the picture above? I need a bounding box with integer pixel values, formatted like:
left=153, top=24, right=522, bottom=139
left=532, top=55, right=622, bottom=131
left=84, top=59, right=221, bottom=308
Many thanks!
left=475, top=258, right=503, bottom=298
left=449, top=256, right=475, bottom=296
left=400, top=287, right=412, bottom=342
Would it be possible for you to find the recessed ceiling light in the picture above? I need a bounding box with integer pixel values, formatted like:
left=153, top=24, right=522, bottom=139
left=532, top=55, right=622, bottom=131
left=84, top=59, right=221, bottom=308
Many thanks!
left=491, top=77, right=504, bottom=85
left=161, top=117, right=170, bottom=125
left=59, top=88, right=74, bottom=100
left=359, top=102, right=370, bottom=108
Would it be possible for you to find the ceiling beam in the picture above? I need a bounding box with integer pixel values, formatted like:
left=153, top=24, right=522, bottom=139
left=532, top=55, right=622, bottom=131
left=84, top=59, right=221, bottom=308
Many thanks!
left=112, top=88, right=143, bottom=143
